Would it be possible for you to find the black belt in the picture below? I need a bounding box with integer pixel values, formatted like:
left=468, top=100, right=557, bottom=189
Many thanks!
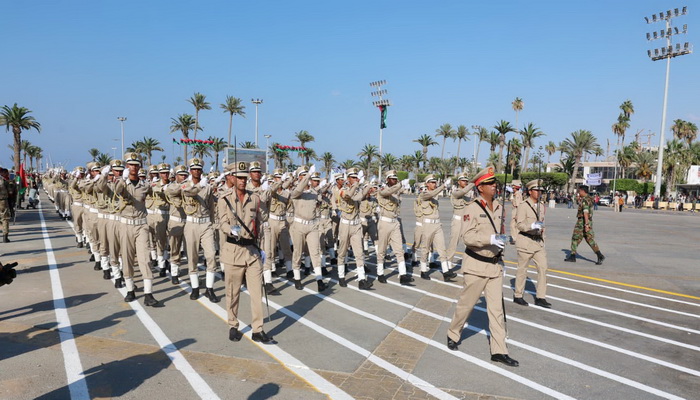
left=465, top=248, right=502, bottom=264
left=226, top=236, right=257, bottom=246
left=519, top=231, right=543, bottom=241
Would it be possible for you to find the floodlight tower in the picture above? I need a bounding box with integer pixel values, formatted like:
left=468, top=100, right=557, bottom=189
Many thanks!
left=645, top=6, right=692, bottom=205
left=251, top=98, right=263, bottom=147
left=370, top=80, right=391, bottom=181
left=117, top=117, right=127, bottom=158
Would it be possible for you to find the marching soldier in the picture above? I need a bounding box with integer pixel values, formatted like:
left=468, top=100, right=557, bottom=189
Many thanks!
left=0, top=168, right=16, bottom=242
left=217, top=161, right=274, bottom=344
left=147, top=163, right=171, bottom=276
left=336, top=168, right=373, bottom=289
left=246, top=161, right=279, bottom=293
left=375, top=170, right=412, bottom=285
left=69, top=167, right=87, bottom=247
left=359, top=188, right=378, bottom=254
left=87, top=163, right=113, bottom=277
left=565, top=185, right=605, bottom=265
left=113, top=153, right=161, bottom=307
left=509, top=181, right=522, bottom=244
left=416, top=175, right=457, bottom=282
left=266, top=168, right=293, bottom=282
left=164, top=165, right=190, bottom=284
left=328, top=172, right=345, bottom=264
left=181, top=158, right=219, bottom=303
left=81, top=163, right=103, bottom=267
left=98, top=159, right=126, bottom=287
left=447, top=166, right=518, bottom=367
left=54, top=170, right=71, bottom=220
left=446, top=174, right=474, bottom=268
left=513, top=179, right=551, bottom=308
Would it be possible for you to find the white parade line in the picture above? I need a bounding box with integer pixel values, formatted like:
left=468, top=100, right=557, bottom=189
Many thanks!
left=39, top=202, right=91, bottom=400
left=63, top=221, right=219, bottom=399
left=314, top=276, right=689, bottom=399
left=178, top=277, right=354, bottom=400
left=501, top=273, right=700, bottom=335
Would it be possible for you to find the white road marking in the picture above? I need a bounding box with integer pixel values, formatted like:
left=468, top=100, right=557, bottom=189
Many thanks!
left=39, top=202, right=91, bottom=400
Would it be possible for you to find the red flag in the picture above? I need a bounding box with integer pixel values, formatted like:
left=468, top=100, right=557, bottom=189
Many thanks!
left=19, top=163, right=28, bottom=188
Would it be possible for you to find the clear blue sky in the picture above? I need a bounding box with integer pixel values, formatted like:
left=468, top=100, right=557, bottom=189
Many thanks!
left=2, top=0, right=698, bottom=171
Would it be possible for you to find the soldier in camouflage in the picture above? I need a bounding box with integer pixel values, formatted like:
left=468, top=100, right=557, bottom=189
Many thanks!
left=565, top=185, right=605, bottom=265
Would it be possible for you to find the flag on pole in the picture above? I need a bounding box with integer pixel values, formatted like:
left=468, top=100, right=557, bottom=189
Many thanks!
left=379, top=105, right=387, bottom=129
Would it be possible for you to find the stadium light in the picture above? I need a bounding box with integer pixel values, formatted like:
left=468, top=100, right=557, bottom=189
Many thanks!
left=251, top=99, right=263, bottom=147
left=369, top=80, right=391, bottom=181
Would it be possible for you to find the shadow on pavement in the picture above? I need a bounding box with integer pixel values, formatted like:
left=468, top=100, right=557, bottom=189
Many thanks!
left=0, top=292, right=108, bottom=320
left=247, top=383, right=280, bottom=399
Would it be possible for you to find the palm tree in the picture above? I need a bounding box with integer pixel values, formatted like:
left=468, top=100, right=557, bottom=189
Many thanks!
left=191, top=145, right=212, bottom=162
left=270, top=142, right=290, bottom=170
left=519, top=123, right=544, bottom=172
left=512, top=97, right=524, bottom=137
left=486, top=131, right=500, bottom=156
left=96, top=152, right=113, bottom=166
left=612, top=114, right=630, bottom=148
left=139, top=137, right=164, bottom=166
left=411, top=150, right=424, bottom=174
left=634, top=151, right=656, bottom=182
left=188, top=92, right=211, bottom=140
left=620, top=100, right=635, bottom=120
left=545, top=141, right=557, bottom=164
left=473, top=125, right=489, bottom=170
left=27, top=145, right=41, bottom=171
left=616, top=145, right=635, bottom=178
left=493, top=120, right=515, bottom=173
left=357, top=143, right=379, bottom=176
left=18, top=140, right=34, bottom=168
left=293, top=130, right=315, bottom=164
left=239, top=141, right=257, bottom=149
left=399, top=154, right=414, bottom=173
left=1, top=103, right=41, bottom=173
left=126, top=140, right=144, bottom=157
left=672, top=119, right=699, bottom=146
left=412, top=134, right=438, bottom=170
left=321, top=152, right=336, bottom=178
left=506, top=138, right=522, bottom=177
left=454, top=125, right=469, bottom=172
left=88, top=148, right=100, bottom=162
left=380, top=153, right=399, bottom=172
left=560, top=129, right=601, bottom=189
left=340, top=159, right=356, bottom=170
left=209, top=137, right=227, bottom=171
left=435, top=123, right=456, bottom=160
left=555, top=155, right=576, bottom=193
left=170, top=113, right=200, bottom=161
left=175, top=156, right=183, bottom=166
left=220, top=95, right=246, bottom=148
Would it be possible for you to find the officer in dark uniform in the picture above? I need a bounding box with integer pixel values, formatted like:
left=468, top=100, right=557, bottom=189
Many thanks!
left=565, top=185, right=605, bottom=265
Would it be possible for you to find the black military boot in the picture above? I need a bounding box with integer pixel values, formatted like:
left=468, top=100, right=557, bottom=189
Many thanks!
left=94, top=261, right=101, bottom=271
left=338, top=277, right=347, bottom=287
left=77, top=241, right=83, bottom=248
left=358, top=279, right=373, bottom=290
left=595, top=251, right=605, bottom=265
left=124, top=290, right=136, bottom=302
left=399, top=274, right=414, bottom=285
left=442, top=271, right=457, bottom=282
left=114, top=277, right=125, bottom=289
left=294, top=279, right=303, bottom=290
left=513, top=297, right=529, bottom=306
left=143, top=293, right=161, bottom=307
left=171, top=275, right=180, bottom=285
left=564, top=253, right=576, bottom=262
left=159, top=268, right=167, bottom=278
left=317, top=280, right=327, bottom=292
left=190, top=288, right=200, bottom=300
left=102, top=269, right=111, bottom=280
left=286, top=270, right=294, bottom=280
left=377, top=274, right=387, bottom=283
left=420, top=271, right=431, bottom=280
left=204, top=288, right=220, bottom=303
left=89, top=253, right=95, bottom=262
left=265, top=283, right=280, bottom=295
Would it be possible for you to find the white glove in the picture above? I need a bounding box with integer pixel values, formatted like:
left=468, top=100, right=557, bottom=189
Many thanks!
left=309, top=164, right=316, bottom=174
left=102, top=165, right=111, bottom=175
left=531, top=221, right=544, bottom=230
left=490, top=234, right=505, bottom=249
left=261, top=180, right=269, bottom=190
left=260, top=250, right=266, bottom=264
left=214, top=174, right=225, bottom=183
left=281, top=172, right=290, bottom=181
left=92, top=173, right=101, bottom=181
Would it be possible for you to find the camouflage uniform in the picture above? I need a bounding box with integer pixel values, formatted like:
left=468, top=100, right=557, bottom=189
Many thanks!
left=570, top=194, right=600, bottom=254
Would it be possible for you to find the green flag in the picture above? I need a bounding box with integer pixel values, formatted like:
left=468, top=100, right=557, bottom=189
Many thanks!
left=379, top=105, right=387, bottom=129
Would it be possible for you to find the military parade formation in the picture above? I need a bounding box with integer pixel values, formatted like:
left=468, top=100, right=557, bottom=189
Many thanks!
left=21, top=151, right=617, bottom=369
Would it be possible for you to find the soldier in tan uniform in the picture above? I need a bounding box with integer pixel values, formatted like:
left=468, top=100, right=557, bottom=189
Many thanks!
left=98, top=159, right=126, bottom=287
left=217, top=161, right=275, bottom=344
left=328, top=173, right=345, bottom=264
left=266, top=168, right=293, bottom=283
left=69, top=167, right=87, bottom=247
left=81, top=163, right=102, bottom=267
left=509, top=181, right=523, bottom=245
left=147, top=163, right=171, bottom=277
left=164, top=165, right=189, bottom=284
left=446, top=166, right=518, bottom=367
left=359, top=190, right=378, bottom=254
left=86, top=163, right=112, bottom=276
left=0, top=168, right=15, bottom=242
left=513, top=179, right=551, bottom=308
left=410, top=184, right=426, bottom=266
left=181, top=158, right=219, bottom=303
left=416, top=175, right=457, bottom=282
left=336, top=168, right=373, bottom=290
left=113, top=153, right=161, bottom=307
left=446, top=174, right=474, bottom=268
left=375, top=170, right=412, bottom=285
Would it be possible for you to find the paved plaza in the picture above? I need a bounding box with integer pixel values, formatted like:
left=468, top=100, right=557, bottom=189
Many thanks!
left=1, top=193, right=698, bottom=399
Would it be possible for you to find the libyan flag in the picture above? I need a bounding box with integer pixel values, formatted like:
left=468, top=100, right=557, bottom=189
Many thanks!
left=379, top=105, right=387, bottom=129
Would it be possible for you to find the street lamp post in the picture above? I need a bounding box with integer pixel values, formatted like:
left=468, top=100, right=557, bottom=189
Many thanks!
left=645, top=6, right=692, bottom=206
left=264, top=134, right=272, bottom=173
left=117, top=117, right=127, bottom=158
left=471, top=125, right=481, bottom=174
left=370, top=80, right=391, bottom=181
left=251, top=99, right=263, bottom=147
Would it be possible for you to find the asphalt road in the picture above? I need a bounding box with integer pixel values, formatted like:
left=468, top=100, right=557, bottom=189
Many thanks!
left=1, top=192, right=698, bottom=400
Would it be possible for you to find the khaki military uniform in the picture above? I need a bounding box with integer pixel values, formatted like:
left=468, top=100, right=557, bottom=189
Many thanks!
left=514, top=197, right=548, bottom=299
left=69, top=176, right=86, bottom=244
left=88, top=174, right=112, bottom=272
left=336, top=181, right=372, bottom=283
left=95, top=172, right=124, bottom=280
left=447, top=184, right=474, bottom=264
left=510, top=189, right=523, bottom=243
left=0, top=177, right=14, bottom=237
left=182, top=181, right=218, bottom=290
left=165, top=180, right=187, bottom=277
left=416, top=183, right=451, bottom=274
left=375, top=183, right=407, bottom=278
left=266, top=180, right=293, bottom=276
left=448, top=195, right=508, bottom=356
left=217, top=188, right=265, bottom=333
left=114, top=177, right=153, bottom=284
left=80, top=175, right=101, bottom=261
left=146, top=179, right=170, bottom=269
left=359, top=194, right=378, bottom=251
left=289, top=174, right=324, bottom=282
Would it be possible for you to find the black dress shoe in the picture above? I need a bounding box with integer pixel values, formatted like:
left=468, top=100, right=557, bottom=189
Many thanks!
left=94, top=261, right=101, bottom=271
left=595, top=251, right=605, bottom=265
left=124, top=291, right=136, bottom=302
left=77, top=242, right=83, bottom=248
left=294, top=279, right=303, bottom=290
left=159, top=268, right=167, bottom=278
left=399, top=275, right=414, bottom=285
left=420, top=271, right=431, bottom=280
left=190, top=288, right=200, bottom=300
left=220, top=271, right=225, bottom=280
left=89, top=254, right=95, bottom=262
left=317, top=280, right=327, bottom=292
left=564, top=253, right=576, bottom=262
left=103, top=270, right=112, bottom=280
left=229, top=327, right=242, bottom=342
left=358, top=279, right=373, bottom=290
left=171, top=276, right=180, bottom=285
left=377, top=275, right=387, bottom=283
left=491, top=354, right=519, bottom=367
left=535, top=298, right=552, bottom=308
left=286, top=271, right=294, bottom=280
left=304, top=267, right=311, bottom=276
left=513, top=297, right=529, bottom=306
left=429, top=261, right=440, bottom=270
left=265, top=283, right=280, bottom=295
left=322, top=267, right=330, bottom=276
left=252, top=331, right=276, bottom=344
left=447, top=337, right=459, bottom=351
left=204, top=288, right=220, bottom=303
left=114, top=277, right=125, bottom=289
left=442, top=271, right=457, bottom=282
left=143, top=294, right=162, bottom=307
left=330, top=258, right=338, bottom=265
left=339, top=277, right=347, bottom=287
